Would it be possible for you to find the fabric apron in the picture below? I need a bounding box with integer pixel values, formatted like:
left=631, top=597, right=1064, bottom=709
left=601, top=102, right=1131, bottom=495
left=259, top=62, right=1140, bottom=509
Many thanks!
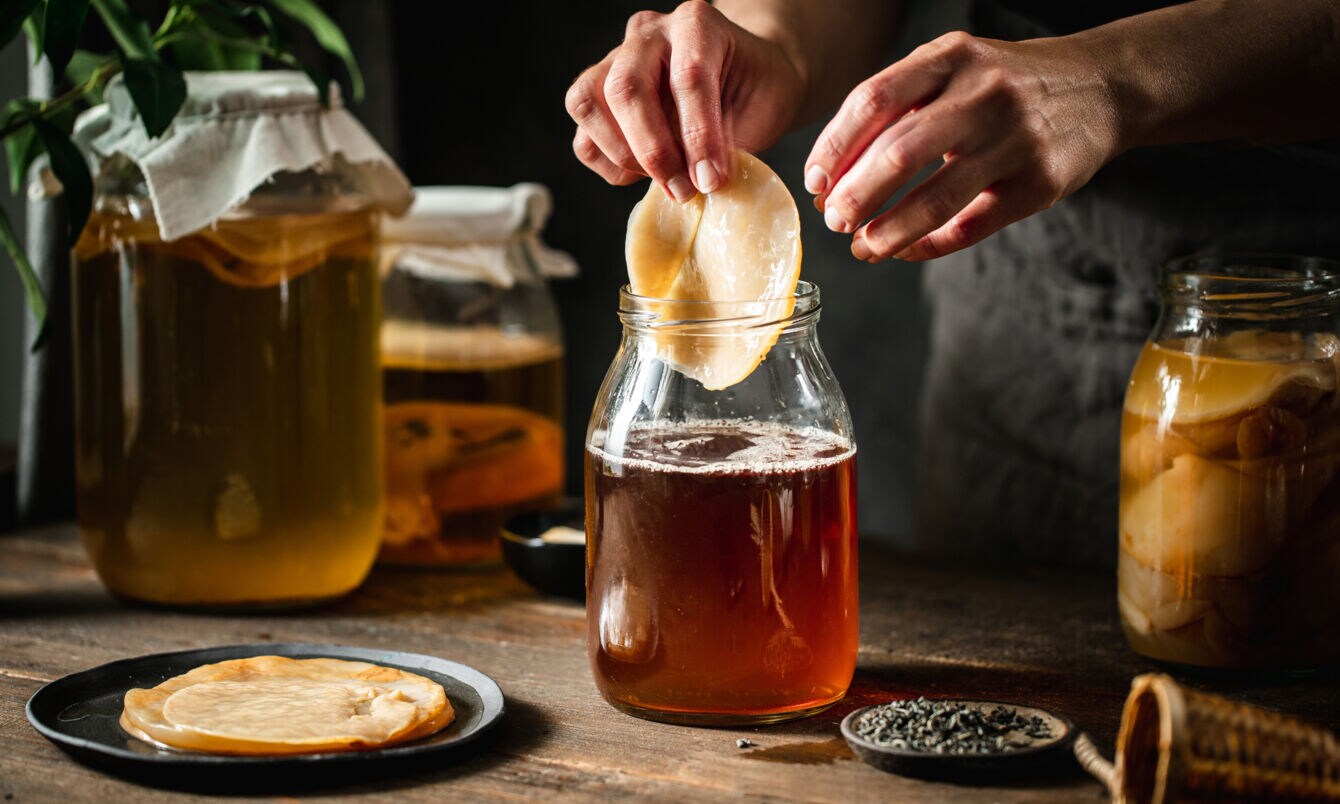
left=917, top=0, right=1340, bottom=568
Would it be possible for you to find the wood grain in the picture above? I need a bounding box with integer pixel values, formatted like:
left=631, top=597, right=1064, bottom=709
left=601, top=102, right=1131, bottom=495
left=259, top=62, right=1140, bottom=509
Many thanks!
left=0, top=523, right=1335, bottom=801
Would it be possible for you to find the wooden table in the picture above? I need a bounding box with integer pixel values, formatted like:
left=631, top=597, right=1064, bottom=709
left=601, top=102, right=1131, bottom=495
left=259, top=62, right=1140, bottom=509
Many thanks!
left=2, top=523, right=1336, bottom=801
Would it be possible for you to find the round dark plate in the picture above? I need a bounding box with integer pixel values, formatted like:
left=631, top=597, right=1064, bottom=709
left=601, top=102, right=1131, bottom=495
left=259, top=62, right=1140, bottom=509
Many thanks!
left=841, top=699, right=1076, bottom=782
left=500, top=498, right=585, bottom=600
left=26, top=642, right=504, bottom=787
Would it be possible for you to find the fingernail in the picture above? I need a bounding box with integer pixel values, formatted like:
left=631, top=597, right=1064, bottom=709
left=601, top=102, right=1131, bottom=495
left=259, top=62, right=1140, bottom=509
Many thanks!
left=812, top=195, right=825, bottom=213
left=667, top=175, right=695, bottom=203
left=894, top=246, right=916, bottom=261
left=824, top=206, right=849, bottom=234
left=804, top=166, right=829, bottom=195
left=694, top=160, right=721, bottom=193
left=851, top=238, right=871, bottom=261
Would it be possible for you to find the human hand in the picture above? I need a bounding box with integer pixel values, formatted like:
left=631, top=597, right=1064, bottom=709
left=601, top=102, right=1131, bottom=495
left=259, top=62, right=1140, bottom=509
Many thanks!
left=804, top=31, right=1122, bottom=262
left=565, top=1, right=805, bottom=201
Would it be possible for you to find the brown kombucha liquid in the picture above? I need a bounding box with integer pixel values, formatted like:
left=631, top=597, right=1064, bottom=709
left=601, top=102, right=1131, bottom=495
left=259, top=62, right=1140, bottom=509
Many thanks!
left=380, top=324, right=564, bottom=566
left=71, top=208, right=384, bottom=607
left=585, top=420, right=857, bottom=724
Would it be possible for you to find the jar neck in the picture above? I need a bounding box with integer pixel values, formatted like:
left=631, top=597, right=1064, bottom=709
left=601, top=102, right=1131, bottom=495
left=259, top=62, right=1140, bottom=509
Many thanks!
left=617, top=280, right=821, bottom=337
left=1160, top=254, right=1340, bottom=322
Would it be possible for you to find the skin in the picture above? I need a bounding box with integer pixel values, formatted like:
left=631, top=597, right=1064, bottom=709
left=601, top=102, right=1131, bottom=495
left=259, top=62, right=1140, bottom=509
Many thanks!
left=566, top=0, right=1340, bottom=263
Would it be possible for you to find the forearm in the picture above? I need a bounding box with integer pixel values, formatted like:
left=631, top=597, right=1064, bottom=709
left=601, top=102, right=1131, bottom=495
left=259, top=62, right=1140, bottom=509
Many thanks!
left=714, top=0, right=905, bottom=124
left=1080, top=0, right=1340, bottom=151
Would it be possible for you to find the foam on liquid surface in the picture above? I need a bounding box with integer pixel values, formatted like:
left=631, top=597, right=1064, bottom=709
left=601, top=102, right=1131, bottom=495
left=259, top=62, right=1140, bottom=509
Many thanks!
left=589, top=420, right=854, bottom=476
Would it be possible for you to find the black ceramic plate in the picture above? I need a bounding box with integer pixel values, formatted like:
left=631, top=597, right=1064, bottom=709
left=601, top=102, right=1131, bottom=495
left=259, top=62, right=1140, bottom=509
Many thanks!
left=841, top=699, right=1076, bottom=782
left=26, top=643, right=504, bottom=785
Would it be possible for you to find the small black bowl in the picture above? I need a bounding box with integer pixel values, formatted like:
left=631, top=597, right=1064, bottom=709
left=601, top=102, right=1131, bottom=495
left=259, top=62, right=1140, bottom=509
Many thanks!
left=840, top=699, right=1077, bottom=783
left=500, top=498, right=586, bottom=601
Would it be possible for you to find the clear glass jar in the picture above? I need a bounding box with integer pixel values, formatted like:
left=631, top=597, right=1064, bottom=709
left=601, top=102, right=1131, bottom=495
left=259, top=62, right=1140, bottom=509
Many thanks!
left=72, top=156, right=384, bottom=608
left=1118, top=254, right=1340, bottom=669
left=378, top=186, right=567, bottom=567
left=585, top=281, right=858, bottom=724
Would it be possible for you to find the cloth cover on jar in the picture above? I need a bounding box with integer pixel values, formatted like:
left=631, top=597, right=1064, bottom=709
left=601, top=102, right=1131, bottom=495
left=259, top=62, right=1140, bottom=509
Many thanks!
left=70, top=71, right=413, bottom=240
left=379, top=184, right=578, bottom=288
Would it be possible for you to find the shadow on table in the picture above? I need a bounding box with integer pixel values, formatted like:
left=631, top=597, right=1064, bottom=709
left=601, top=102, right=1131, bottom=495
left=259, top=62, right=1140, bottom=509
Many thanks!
left=63, top=699, right=554, bottom=795
left=0, top=584, right=119, bottom=619
left=311, top=564, right=576, bottom=619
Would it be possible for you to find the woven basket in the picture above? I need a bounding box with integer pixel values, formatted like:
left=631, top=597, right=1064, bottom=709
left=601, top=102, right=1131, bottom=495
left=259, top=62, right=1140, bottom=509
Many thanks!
left=1114, top=673, right=1340, bottom=803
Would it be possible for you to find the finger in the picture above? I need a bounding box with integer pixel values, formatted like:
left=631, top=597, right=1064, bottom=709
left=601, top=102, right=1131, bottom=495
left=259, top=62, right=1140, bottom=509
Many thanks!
left=605, top=16, right=693, bottom=201
left=803, top=45, right=953, bottom=197
left=895, top=178, right=1040, bottom=261
left=849, top=154, right=1001, bottom=262
left=821, top=108, right=952, bottom=234
left=666, top=4, right=727, bottom=194
left=566, top=59, right=643, bottom=177
left=574, top=131, right=642, bottom=186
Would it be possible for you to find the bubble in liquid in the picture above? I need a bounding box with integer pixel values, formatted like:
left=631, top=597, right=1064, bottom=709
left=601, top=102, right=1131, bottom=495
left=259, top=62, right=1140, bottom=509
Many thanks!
left=215, top=474, right=262, bottom=541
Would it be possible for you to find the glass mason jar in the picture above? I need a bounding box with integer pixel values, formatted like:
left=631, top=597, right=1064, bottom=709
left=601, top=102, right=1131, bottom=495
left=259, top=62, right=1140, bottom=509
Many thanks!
left=378, top=186, right=567, bottom=567
left=72, top=155, right=384, bottom=608
left=1118, top=254, right=1340, bottom=670
left=585, top=281, right=858, bottom=724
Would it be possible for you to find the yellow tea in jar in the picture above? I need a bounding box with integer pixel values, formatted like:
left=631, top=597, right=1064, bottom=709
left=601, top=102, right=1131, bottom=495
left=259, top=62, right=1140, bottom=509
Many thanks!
left=1118, top=329, right=1340, bottom=668
left=380, top=322, right=564, bottom=566
left=72, top=208, right=384, bottom=607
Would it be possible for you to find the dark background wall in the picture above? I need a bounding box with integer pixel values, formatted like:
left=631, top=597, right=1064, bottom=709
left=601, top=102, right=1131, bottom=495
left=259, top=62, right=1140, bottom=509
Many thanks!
left=0, top=38, right=26, bottom=446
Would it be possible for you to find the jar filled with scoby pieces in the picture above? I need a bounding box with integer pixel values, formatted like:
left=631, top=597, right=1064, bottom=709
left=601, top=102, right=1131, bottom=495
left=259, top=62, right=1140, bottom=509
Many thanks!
left=1119, top=254, right=1340, bottom=670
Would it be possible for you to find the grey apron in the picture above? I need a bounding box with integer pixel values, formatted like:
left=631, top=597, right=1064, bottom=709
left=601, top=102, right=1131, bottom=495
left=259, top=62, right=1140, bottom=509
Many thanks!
left=917, top=1, right=1340, bottom=568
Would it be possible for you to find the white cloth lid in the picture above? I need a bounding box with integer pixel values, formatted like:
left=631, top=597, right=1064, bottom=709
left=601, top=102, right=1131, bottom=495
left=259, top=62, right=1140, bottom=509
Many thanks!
left=72, top=71, right=414, bottom=241
left=381, top=184, right=578, bottom=285
left=383, top=184, right=552, bottom=244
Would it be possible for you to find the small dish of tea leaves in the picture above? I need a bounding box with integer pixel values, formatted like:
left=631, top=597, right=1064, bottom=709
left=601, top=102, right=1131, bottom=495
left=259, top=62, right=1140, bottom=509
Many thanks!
left=841, top=697, right=1076, bottom=781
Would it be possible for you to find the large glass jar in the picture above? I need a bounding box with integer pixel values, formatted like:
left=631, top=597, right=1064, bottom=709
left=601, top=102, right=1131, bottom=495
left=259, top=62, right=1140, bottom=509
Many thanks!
left=586, top=281, right=858, bottom=724
left=1118, top=254, right=1340, bottom=669
left=378, top=186, right=569, bottom=567
left=72, top=156, right=385, bottom=608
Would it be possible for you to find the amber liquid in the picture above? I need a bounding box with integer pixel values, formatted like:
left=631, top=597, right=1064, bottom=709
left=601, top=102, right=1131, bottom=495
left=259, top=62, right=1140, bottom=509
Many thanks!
left=381, top=324, right=564, bottom=566
left=1119, top=332, right=1340, bottom=668
left=72, top=208, right=384, bottom=607
left=585, top=421, right=858, bottom=724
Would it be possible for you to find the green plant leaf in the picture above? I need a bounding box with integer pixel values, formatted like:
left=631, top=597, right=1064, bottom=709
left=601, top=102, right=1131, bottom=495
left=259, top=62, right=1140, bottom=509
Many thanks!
left=265, top=0, right=362, bottom=102
left=0, top=0, right=41, bottom=50
left=41, top=0, right=90, bottom=77
left=91, top=0, right=156, bottom=61
left=121, top=57, right=186, bottom=137
left=33, top=117, right=91, bottom=246
left=64, top=48, right=108, bottom=100
left=0, top=207, right=47, bottom=350
left=204, top=1, right=284, bottom=63
left=1, top=98, right=41, bottom=194
left=165, top=10, right=262, bottom=71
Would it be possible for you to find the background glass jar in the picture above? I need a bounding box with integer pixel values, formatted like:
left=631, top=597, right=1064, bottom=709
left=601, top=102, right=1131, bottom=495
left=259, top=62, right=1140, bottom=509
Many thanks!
left=378, top=186, right=570, bottom=567
left=72, top=156, right=384, bottom=608
left=585, top=281, right=858, bottom=724
left=1118, top=254, right=1340, bottom=669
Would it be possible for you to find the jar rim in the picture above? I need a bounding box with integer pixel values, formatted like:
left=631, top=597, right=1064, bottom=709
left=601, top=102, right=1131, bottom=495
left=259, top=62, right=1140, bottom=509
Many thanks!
left=1160, top=253, right=1340, bottom=318
left=618, top=280, right=820, bottom=332
left=1164, top=252, right=1340, bottom=282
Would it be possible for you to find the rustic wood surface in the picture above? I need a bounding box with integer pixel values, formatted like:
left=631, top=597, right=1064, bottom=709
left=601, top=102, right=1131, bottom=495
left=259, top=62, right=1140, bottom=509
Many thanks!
left=1, top=522, right=1337, bottom=802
